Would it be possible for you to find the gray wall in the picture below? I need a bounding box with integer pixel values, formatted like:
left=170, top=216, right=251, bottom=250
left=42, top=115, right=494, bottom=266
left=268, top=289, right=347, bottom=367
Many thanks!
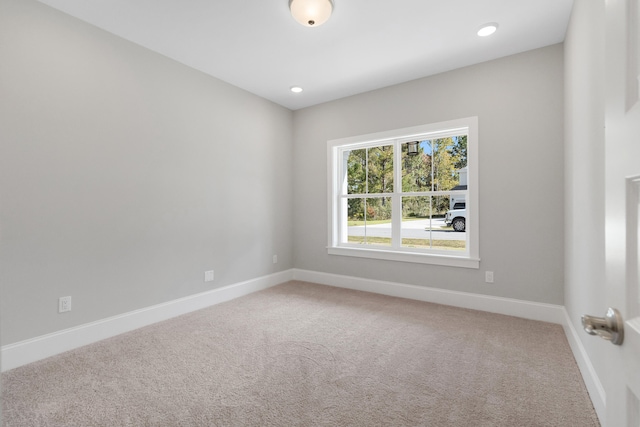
left=0, top=0, right=567, bottom=349
left=564, top=0, right=606, bottom=401
left=292, top=45, right=565, bottom=304
left=0, top=0, right=294, bottom=345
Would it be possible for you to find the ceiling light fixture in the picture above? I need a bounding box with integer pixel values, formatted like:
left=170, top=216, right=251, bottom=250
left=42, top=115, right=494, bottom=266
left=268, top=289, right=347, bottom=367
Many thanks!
left=290, top=86, right=303, bottom=93
left=289, top=0, right=333, bottom=27
left=477, top=23, right=498, bottom=37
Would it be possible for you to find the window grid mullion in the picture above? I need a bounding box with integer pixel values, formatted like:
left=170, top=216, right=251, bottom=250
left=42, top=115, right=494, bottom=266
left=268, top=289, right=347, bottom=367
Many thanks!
left=392, top=140, right=402, bottom=249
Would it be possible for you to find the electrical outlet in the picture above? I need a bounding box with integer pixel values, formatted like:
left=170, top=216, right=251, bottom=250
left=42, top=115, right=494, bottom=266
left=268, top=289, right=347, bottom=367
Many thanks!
left=485, top=271, right=494, bottom=283
left=59, top=296, right=72, bottom=313
left=273, top=255, right=278, bottom=264
left=204, top=270, right=215, bottom=282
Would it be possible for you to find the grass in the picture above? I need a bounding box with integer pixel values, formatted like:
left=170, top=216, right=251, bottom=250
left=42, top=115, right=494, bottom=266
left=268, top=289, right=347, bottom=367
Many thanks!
left=347, top=236, right=466, bottom=251
left=347, top=217, right=441, bottom=226
left=347, top=219, right=392, bottom=226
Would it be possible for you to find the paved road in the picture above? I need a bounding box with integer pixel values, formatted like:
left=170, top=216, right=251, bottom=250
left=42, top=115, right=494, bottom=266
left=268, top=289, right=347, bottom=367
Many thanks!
left=348, top=218, right=465, bottom=240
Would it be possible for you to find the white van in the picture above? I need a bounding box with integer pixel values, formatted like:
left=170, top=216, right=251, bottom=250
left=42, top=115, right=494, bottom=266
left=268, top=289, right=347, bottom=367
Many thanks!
left=445, top=202, right=466, bottom=232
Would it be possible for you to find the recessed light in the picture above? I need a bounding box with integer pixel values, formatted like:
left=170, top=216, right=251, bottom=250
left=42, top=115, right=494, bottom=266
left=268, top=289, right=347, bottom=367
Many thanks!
left=290, top=86, right=303, bottom=93
left=477, top=23, right=498, bottom=37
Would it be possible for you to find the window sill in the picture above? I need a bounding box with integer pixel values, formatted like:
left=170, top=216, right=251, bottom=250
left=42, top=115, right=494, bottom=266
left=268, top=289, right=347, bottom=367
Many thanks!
left=327, top=246, right=480, bottom=269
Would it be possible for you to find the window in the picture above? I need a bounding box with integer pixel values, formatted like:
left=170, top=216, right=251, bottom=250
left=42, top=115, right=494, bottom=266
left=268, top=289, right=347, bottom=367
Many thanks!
left=327, top=117, right=479, bottom=268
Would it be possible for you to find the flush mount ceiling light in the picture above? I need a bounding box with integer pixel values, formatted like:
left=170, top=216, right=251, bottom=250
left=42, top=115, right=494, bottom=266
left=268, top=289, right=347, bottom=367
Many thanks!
left=289, top=0, right=333, bottom=27
left=290, top=86, right=303, bottom=93
left=477, top=23, right=498, bottom=37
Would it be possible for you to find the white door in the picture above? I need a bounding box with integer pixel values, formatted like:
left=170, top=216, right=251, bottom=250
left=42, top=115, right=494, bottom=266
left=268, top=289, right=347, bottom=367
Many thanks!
left=604, top=0, right=640, bottom=425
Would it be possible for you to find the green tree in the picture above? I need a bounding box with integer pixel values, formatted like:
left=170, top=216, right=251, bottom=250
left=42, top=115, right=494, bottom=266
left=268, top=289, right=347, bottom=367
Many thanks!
left=366, top=145, right=393, bottom=219
left=450, top=135, right=467, bottom=171
left=347, top=149, right=365, bottom=219
left=401, top=137, right=466, bottom=215
left=367, top=145, right=394, bottom=194
left=430, top=138, right=458, bottom=191
left=402, top=146, right=430, bottom=192
left=401, top=142, right=431, bottom=217
left=346, top=146, right=393, bottom=220
left=347, top=135, right=467, bottom=220
left=429, top=138, right=460, bottom=213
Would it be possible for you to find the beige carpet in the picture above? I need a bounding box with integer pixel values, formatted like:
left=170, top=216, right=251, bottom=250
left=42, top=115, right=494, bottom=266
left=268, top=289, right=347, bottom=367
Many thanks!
left=2, top=281, right=599, bottom=426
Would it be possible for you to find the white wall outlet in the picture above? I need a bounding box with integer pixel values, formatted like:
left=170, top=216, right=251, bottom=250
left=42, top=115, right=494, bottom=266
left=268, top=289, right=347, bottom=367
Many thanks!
left=204, top=270, right=215, bottom=282
left=273, top=255, right=278, bottom=264
left=485, top=271, right=494, bottom=283
left=59, top=296, right=72, bottom=313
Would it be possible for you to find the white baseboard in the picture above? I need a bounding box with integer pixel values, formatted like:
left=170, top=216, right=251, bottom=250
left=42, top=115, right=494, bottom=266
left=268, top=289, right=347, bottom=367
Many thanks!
left=1, top=270, right=294, bottom=372
left=561, top=308, right=606, bottom=422
left=292, top=269, right=566, bottom=324
left=2, top=266, right=606, bottom=425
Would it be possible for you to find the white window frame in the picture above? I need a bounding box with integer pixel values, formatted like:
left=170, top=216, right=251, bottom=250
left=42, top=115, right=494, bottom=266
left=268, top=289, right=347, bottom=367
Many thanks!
left=327, top=117, right=479, bottom=269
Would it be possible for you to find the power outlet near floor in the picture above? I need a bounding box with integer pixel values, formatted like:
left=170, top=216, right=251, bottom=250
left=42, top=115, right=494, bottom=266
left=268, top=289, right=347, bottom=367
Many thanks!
left=204, top=270, right=215, bottom=282
left=485, top=271, right=494, bottom=283
left=59, top=296, right=72, bottom=313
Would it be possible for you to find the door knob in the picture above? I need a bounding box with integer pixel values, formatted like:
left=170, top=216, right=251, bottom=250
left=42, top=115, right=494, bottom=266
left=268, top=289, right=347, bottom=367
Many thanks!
left=581, top=308, right=624, bottom=345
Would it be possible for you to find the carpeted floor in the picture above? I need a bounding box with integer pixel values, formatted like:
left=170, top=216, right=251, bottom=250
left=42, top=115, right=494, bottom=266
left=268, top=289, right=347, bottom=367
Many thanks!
left=2, top=281, right=599, bottom=426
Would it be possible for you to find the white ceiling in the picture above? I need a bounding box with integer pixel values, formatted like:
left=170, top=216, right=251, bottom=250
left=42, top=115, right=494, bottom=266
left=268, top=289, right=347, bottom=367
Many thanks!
left=37, top=0, right=574, bottom=110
